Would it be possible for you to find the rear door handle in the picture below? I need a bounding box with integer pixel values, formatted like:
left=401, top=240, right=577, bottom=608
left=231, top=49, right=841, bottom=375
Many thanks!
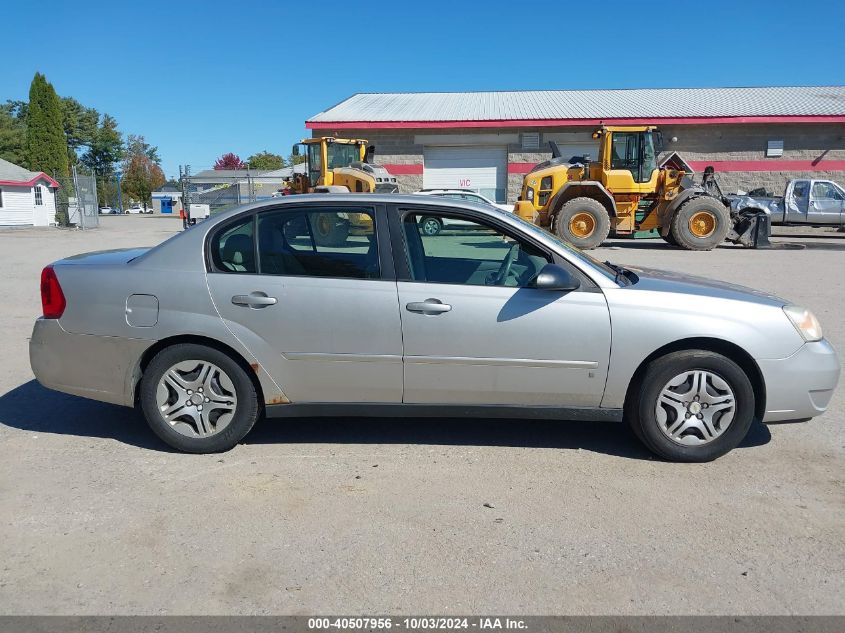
left=406, top=298, right=451, bottom=314
left=232, top=292, right=277, bottom=308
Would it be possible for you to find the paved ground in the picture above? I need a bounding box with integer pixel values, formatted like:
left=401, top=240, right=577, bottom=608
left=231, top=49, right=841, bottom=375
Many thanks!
left=0, top=216, right=843, bottom=615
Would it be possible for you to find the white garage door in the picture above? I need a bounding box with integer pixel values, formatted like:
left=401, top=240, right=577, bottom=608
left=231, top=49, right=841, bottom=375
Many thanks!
left=423, top=146, right=507, bottom=203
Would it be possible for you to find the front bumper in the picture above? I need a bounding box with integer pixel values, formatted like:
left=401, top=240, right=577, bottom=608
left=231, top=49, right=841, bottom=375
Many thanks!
left=757, top=339, right=841, bottom=422
left=29, top=318, right=152, bottom=407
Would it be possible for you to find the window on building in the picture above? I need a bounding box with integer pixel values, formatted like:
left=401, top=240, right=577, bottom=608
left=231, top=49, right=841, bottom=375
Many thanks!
left=34, top=186, right=43, bottom=206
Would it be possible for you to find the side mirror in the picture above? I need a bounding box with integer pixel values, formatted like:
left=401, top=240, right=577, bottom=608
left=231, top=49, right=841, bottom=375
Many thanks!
left=530, top=263, right=581, bottom=291
left=292, top=144, right=300, bottom=157
left=365, top=145, right=376, bottom=164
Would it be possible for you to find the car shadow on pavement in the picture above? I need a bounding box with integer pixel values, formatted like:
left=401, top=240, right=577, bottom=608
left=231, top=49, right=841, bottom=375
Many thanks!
left=246, top=412, right=772, bottom=461
left=0, top=380, right=772, bottom=459
left=0, top=380, right=171, bottom=451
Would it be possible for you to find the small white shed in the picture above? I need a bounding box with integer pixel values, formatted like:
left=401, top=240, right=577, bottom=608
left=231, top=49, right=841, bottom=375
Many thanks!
left=0, top=158, right=60, bottom=226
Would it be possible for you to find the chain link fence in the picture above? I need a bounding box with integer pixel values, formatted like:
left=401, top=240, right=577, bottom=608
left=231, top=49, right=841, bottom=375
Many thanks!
left=182, top=165, right=305, bottom=218
left=52, top=165, right=99, bottom=229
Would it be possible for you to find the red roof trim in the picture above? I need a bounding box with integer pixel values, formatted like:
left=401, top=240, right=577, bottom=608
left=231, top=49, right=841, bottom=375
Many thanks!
left=0, top=173, right=61, bottom=188
left=307, top=115, right=845, bottom=130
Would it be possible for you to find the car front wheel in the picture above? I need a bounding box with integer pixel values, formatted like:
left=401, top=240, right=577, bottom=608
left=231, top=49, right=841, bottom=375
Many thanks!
left=627, top=350, right=755, bottom=462
left=140, top=343, right=259, bottom=453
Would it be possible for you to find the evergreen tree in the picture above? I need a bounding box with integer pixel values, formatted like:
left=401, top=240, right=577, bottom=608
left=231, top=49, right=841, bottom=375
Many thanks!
left=25, top=72, right=69, bottom=179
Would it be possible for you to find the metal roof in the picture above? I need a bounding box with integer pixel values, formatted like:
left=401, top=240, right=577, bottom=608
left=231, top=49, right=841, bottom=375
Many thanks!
left=307, top=86, right=845, bottom=126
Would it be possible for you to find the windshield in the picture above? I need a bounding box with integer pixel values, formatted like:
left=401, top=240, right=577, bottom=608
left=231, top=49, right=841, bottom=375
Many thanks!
left=504, top=211, right=620, bottom=283
left=327, top=143, right=361, bottom=169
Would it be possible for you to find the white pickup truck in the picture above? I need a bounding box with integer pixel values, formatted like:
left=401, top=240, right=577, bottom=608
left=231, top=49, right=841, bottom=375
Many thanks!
left=729, top=178, right=845, bottom=226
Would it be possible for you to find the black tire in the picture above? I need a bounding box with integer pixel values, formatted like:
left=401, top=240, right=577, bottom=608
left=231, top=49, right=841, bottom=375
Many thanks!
left=627, top=350, right=755, bottom=462
left=140, top=343, right=260, bottom=453
left=660, top=232, right=678, bottom=246
left=669, top=197, right=731, bottom=251
left=313, top=213, right=350, bottom=247
left=419, top=216, right=443, bottom=236
left=554, top=197, right=611, bottom=250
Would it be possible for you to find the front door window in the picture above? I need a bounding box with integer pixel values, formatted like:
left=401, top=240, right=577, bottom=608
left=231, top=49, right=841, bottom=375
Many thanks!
left=402, top=212, right=549, bottom=287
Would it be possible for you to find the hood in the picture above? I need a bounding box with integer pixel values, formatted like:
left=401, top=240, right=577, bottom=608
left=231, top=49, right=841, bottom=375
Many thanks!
left=623, top=265, right=787, bottom=307
left=55, top=247, right=151, bottom=266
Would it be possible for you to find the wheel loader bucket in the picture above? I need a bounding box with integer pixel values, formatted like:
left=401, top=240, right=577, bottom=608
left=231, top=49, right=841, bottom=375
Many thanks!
left=726, top=209, right=772, bottom=248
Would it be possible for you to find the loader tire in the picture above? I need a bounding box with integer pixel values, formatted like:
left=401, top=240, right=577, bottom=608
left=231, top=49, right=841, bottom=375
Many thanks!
left=554, top=197, right=611, bottom=250
left=669, top=197, right=730, bottom=251
left=661, top=232, right=678, bottom=246
left=313, top=213, right=350, bottom=247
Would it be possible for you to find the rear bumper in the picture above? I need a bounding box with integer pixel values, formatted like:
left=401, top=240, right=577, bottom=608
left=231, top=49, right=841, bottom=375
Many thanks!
left=758, top=339, right=841, bottom=422
left=29, top=318, right=152, bottom=407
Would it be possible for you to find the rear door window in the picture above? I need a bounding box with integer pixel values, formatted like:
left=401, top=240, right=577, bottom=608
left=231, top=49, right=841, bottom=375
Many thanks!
left=257, top=207, right=379, bottom=279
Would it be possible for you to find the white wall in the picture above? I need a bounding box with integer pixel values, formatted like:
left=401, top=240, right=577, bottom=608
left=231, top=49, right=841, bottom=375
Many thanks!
left=0, top=182, right=56, bottom=226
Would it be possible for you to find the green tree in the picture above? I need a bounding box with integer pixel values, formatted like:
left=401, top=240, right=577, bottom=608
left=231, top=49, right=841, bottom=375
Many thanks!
left=25, top=72, right=69, bottom=180
left=124, top=134, right=161, bottom=165
left=82, top=114, right=123, bottom=206
left=122, top=154, right=165, bottom=210
left=62, top=97, right=99, bottom=165
left=289, top=153, right=306, bottom=165
left=0, top=102, right=27, bottom=165
left=246, top=150, right=285, bottom=170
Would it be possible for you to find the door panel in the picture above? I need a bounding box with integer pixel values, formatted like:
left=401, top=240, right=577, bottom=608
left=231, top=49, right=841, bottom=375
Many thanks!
left=393, top=208, right=611, bottom=406
left=398, top=282, right=611, bottom=405
left=208, top=275, right=403, bottom=402
left=809, top=181, right=845, bottom=224
left=785, top=180, right=810, bottom=222
left=205, top=206, right=403, bottom=403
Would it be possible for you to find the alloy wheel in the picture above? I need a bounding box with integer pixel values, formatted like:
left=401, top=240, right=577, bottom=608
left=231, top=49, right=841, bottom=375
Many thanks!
left=155, top=360, right=238, bottom=438
left=654, top=369, right=736, bottom=445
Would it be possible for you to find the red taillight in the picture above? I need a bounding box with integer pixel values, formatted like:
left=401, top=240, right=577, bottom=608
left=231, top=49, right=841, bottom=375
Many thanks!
left=40, top=265, right=66, bottom=319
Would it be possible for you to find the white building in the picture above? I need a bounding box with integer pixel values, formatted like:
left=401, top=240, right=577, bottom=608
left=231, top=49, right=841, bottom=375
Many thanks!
left=0, top=158, right=59, bottom=226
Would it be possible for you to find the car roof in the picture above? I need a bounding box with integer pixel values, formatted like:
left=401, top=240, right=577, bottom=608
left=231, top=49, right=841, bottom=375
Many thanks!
left=207, top=193, right=503, bottom=220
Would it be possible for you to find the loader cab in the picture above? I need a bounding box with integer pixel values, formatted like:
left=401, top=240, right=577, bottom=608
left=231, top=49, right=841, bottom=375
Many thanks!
left=595, top=126, right=661, bottom=194
left=293, top=138, right=369, bottom=189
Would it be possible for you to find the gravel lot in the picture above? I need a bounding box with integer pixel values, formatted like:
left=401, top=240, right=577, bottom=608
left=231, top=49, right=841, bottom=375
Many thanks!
left=0, top=216, right=843, bottom=615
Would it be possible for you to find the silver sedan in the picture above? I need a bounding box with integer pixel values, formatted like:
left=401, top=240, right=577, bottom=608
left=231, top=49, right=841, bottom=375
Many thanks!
left=29, top=194, right=840, bottom=461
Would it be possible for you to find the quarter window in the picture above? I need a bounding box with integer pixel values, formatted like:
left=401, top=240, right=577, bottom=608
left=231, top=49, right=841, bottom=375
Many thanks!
left=402, top=212, right=549, bottom=287
left=34, top=186, right=43, bottom=206
left=211, top=216, right=256, bottom=273
left=257, top=208, right=378, bottom=279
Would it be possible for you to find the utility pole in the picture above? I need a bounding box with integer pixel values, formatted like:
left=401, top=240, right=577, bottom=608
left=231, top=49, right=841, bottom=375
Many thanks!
left=179, top=164, right=191, bottom=229
left=116, top=171, right=123, bottom=214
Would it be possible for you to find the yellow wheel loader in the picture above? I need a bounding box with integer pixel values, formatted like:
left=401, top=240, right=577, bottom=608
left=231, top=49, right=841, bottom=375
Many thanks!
left=287, top=137, right=400, bottom=246
left=514, top=126, right=770, bottom=250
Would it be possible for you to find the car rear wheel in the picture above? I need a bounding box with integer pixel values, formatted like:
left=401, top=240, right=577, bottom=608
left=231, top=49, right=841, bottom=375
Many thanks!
left=419, top=216, right=443, bottom=236
left=627, top=350, right=755, bottom=462
left=140, top=343, right=259, bottom=453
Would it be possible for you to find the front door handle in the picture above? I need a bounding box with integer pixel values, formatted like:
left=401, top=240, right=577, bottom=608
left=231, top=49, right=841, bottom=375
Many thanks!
left=406, top=298, right=451, bottom=314
left=232, top=292, right=277, bottom=309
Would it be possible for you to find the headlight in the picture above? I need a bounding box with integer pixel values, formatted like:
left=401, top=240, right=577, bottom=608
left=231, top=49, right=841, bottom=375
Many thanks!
left=526, top=187, right=534, bottom=202
left=783, top=305, right=823, bottom=342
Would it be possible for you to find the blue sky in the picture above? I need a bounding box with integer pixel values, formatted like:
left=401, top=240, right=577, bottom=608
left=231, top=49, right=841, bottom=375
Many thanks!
left=2, top=0, right=843, bottom=178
